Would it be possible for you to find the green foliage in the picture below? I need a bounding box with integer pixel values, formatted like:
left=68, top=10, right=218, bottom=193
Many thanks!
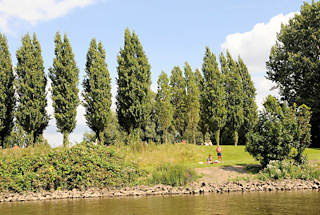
left=0, top=143, right=142, bottom=193
left=246, top=95, right=312, bottom=167
left=83, top=39, right=112, bottom=144
left=259, top=160, right=320, bottom=180
left=3, top=124, right=41, bottom=148
left=170, top=66, right=187, bottom=141
left=140, top=91, right=160, bottom=143
left=202, top=47, right=227, bottom=145
left=184, top=62, right=200, bottom=144
left=266, top=1, right=320, bottom=146
left=49, top=32, right=79, bottom=147
left=195, top=69, right=207, bottom=143
left=238, top=56, right=258, bottom=145
left=83, top=112, right=126, bottom=146
left=220, top=51, right=244, bottom=146
left=15, top=33, right=49, bottom=145
left=0, top=33, right=15, bottom=148
left=116, top=28, right=151, bottom=135
left=155, top=71, right=173, bottom=144
left=148, top=163, right=197, bottom=186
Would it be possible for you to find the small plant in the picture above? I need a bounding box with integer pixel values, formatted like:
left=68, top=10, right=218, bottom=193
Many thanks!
left=148, top=163, right=197, bottom=186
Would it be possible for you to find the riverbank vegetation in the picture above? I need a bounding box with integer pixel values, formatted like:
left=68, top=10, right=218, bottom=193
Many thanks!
left=0, top=143, right=319, bottom=193
left=0, top=143, right=143, bottom=193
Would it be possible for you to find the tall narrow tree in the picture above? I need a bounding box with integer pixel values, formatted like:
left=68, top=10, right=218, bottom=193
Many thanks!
left=116, top=28, right=151, bottom=136
left=184, top=62, right=200, bottom=144
left=195, top=69, right=207, bottom=142
left=202, top=47, right=227, bottom=145
left=220, top=51, right=244, bottom=146
left=49, top=32, right=79, bottom=147
left=83, top=39, right=111, bottom=144
left=0, top=33, right=15, bottom=147
left=155, top=71, right=173, bottom=144
left=238, top=56, right=258, bottom=143
left=170, top=66, right=187, bottom=141
left=16, top=33, right=49, bottom=145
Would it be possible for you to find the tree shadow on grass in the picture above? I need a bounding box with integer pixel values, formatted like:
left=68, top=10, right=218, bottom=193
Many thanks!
left=221, top=164, right=261, bottom=174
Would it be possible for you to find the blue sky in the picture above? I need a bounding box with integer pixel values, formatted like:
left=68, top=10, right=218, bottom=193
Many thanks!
left=0, top=0, right=311, bottom=146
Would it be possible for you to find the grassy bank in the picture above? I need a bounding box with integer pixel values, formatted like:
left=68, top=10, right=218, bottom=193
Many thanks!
left=0, top=143, right=319, bottom=193
left=113, top=144, right=260, bottom=170
left=113, top=144, right=320, bottom=169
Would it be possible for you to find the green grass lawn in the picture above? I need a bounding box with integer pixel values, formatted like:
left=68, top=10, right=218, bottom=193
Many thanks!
left=114, top=143, right=320, bottom=171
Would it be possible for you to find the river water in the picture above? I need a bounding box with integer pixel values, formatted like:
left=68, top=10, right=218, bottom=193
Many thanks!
left=0, top=190, right=319, bottom=215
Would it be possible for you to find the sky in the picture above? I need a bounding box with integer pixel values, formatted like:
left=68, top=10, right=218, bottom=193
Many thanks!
left=0, top=0, right=312, bottom=147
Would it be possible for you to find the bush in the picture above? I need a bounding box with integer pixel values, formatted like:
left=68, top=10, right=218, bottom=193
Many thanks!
left=0, top=142, right=143, bottom=193
left=259, top=160, right=320, bottom=180
left=246, top=95, right=311, bottom=167
left=148, top=163, right=197, bottom=186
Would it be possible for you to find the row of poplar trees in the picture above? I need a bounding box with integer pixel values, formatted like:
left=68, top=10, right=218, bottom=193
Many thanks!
left=153, top=47, right=258, bottom=146
left=0, top=28, right=258, bottom=148
left=0, top=31, right=112, bottom=148
left=116, top=29, right=258, bottom=146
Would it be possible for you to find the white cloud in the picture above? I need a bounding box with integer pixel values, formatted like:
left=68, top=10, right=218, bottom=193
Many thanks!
left=221, top=12, right=296, bottom=109
left=0, top=0, right=96, bottom=31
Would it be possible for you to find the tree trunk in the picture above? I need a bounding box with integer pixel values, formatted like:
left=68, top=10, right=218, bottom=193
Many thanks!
left=193, top=126, right=196, bottom=145
left=234, top=130, right=238, bottom=146
left=99, top=131, right=104, bottom=145
left=63, top=132, right=69, bottom=147
left=164, top=128, right=168, bottom=144
left=215, top=129, right=220, bottom=145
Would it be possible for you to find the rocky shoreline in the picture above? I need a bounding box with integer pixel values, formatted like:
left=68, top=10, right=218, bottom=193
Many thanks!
left=0, top=179, right=319, bottom=203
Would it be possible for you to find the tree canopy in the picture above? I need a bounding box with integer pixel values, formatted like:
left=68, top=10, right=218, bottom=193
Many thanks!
left=0, top=33, right=15, bottom=147
left=49, top=32, right=79, bottom=147
left=83, top=39, right=112, bottom=144
left=155, top=71, right=173, bottom=144
left=266, top=1, right=320, bottom=147
left=16, top=33, right=49, bottom=145
left=202, top=47, right=227, bottom=145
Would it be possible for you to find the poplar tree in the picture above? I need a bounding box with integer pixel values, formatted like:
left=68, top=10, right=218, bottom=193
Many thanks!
left=195, top=69, right=207, bottom=142
left=220, top=51, right=244, bottom=146
left=116, top=28, right=151, bottom=135
left=238, top=56, right=258, bottom=143
left=49, top=32, right=79, bottom=147
left=0, top=33, right=15, bottom=147
left=16, top=33, right=49, bottom=145
left=155, top=71, right=173, bottom=144
left=202, top=47, right=227, bottom=145
left=170, top=66, right=187, bottom=141
left=83, top=39, right=111, bottom=144
left=184, top=62, right=200, bottom=144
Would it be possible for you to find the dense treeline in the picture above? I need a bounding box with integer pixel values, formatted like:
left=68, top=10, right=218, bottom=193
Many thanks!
left=0, top=28, right=258, bottom=147
left=1, top=3, right=318, bottom=147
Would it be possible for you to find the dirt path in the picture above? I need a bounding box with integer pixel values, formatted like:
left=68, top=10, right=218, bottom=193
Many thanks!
left=195, top=165, right=253, bottom=184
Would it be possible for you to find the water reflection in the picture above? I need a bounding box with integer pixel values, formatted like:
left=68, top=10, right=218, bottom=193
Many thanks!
left=0, top=190, right=319, bottom=215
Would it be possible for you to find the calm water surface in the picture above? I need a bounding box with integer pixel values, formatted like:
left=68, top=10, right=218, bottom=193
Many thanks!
left=0, top=190, right=319, bottom=215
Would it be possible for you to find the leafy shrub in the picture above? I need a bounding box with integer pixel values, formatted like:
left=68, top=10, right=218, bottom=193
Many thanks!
left=0, top=142, right=143, bottom=193
left=148, top=163, right=197, bottom=186
left=259, top=160, right=320, bottom=180
left=246, top=95, right=311, bottom=167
